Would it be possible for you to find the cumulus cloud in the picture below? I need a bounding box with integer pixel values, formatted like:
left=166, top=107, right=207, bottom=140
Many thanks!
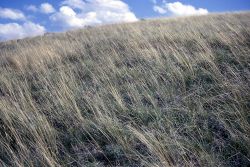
left=0, top=7, right=26, bottom=20
left=153, top=1, right=208, bottom=16
left=40, top=3, right=55, bottom=14
left=50, top=0, right=138, bottom=29
left=50, top=6, right=100, bottom=28
left=153, top=6, right=167, bottom=14
left=167, top=2, right=208, bottom=16
left=0, top=22, right=46, bottom=40
left=0, top=7, right=46, bottom=41
left=1, top=0, right=138, bottom=40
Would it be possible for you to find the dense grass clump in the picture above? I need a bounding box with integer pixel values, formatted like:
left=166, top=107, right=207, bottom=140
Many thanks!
left=0, top=12, right=250, bottom=167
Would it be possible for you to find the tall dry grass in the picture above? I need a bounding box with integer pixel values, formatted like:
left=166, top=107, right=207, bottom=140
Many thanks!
left=0, top=12, right=250, bottom=166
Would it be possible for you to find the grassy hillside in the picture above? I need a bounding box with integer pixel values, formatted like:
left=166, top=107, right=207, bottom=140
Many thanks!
left=0, top=12, right=250, bottom=167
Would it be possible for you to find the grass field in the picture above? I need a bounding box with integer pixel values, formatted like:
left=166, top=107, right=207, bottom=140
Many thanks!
left=0, top=12, right=250, bottom=167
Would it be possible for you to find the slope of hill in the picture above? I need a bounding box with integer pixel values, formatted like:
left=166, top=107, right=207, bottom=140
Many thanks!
left=0, top=12, right=250, bottom=167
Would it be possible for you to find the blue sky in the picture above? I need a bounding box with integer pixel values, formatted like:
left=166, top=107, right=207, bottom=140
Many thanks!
left=0, top=0, right=250, bottom=41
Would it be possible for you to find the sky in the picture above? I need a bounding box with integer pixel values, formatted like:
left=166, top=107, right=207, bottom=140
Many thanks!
left=0, top=0, right=250, bottom=41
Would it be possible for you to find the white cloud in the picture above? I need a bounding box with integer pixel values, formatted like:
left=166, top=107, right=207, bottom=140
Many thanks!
left=40, top=3, right=55, bottom=14
left=25, top=3, right=55, bottom=14
left=166, top=2, right=208, bottom=16
left=0, top=7, right=26, bottom=20
left=0, top=22, right=46, bottom=40
left=50, top=0, right=138, bottom=29
left=153, top=1, right=208, bottom=16
left=0, top=7, right=46, bottom=41
left=26, top=5, right=38, bottom=12
left=153, top=5, right=167, bottom=14
left=50, top=6, right=100, bottom=28
left=0, top=0, right=137, bottom=40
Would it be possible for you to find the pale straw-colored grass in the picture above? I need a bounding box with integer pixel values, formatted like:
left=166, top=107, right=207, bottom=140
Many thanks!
left=0, top=12, right=250, bottom=166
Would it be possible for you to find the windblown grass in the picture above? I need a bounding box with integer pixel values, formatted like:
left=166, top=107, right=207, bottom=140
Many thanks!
left=0, top=12, right=250, bottom=167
